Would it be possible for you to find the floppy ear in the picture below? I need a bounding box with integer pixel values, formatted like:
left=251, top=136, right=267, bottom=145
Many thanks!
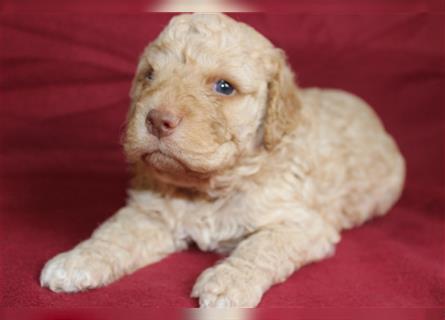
left=128, top=53, right=148, bottom=102
left=263, top=50, right=301, bottom=150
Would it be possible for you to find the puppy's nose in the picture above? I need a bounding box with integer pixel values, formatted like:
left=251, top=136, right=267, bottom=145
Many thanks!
left=146, top=109, right=182, bottom=138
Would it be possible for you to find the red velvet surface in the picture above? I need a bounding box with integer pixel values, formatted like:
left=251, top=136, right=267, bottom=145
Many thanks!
left=0, top=13, right=444, bottom=308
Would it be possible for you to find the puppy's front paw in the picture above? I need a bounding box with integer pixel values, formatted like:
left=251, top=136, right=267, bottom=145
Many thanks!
left=191, top=261, right=264, bottom=308
left=40, top=247, right=115, bottom=293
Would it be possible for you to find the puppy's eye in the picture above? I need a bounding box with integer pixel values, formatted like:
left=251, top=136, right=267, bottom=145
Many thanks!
left=144, top=68, right=154, bottom=81
left=214, top=80, right=235, bottom=96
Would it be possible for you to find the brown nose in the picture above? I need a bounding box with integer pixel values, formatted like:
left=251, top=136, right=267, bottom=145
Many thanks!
left=146, top=109, right=182, bottom=138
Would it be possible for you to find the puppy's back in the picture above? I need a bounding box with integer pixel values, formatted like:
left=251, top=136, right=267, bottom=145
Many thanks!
left=298, top=88, right=405, bottom=229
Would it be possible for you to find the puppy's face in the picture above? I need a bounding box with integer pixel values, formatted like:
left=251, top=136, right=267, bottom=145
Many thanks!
left=124, top=14, right=300, bottom=188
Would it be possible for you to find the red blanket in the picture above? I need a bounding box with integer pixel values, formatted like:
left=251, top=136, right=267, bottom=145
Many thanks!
left=1, top=11, right=443, bottom=309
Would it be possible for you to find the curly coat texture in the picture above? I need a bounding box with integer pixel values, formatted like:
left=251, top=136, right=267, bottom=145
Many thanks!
left=40, top=13, right=405, bottom=307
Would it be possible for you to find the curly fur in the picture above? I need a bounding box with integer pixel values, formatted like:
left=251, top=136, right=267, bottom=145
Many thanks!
left=40, top=13, right=405, bottom=308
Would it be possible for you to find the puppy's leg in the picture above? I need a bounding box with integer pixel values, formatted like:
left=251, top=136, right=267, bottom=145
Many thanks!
left=192, top=214, right=339, bottom=307
left=41, top=206, right=182, bottom=292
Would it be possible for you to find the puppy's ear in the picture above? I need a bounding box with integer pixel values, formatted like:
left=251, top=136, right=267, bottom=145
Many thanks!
left=263, top=50, right=301, bottom=150
left=129, top=54, right=147, bottom=102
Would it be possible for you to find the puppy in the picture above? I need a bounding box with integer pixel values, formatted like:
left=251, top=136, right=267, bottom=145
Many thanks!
left=40, top=13, right=405, bottom=307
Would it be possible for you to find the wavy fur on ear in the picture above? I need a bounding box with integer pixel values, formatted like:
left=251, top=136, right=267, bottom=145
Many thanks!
left=264, top=50, right=301, bottom=150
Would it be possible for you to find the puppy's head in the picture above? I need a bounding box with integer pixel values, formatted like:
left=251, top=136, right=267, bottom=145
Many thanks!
left=124, top=14, right=300, bottom=188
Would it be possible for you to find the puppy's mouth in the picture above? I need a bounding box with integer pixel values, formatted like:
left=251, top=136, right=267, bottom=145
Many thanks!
left=142, top=151, right=211, bottom=179
left=135, top=137, right=238, bottom=185
left=143, top=151, right=184, bottom=172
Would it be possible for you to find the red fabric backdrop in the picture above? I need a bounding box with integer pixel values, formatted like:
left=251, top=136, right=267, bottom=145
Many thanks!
left=0, top=10, right=444, bottom=309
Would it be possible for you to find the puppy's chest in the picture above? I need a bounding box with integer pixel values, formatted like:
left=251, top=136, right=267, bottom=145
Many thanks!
left=174, top=195, right=253, bottom=252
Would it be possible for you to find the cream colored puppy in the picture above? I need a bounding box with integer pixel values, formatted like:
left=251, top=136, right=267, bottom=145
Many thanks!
left=40, top=13, right=405, bottom=307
